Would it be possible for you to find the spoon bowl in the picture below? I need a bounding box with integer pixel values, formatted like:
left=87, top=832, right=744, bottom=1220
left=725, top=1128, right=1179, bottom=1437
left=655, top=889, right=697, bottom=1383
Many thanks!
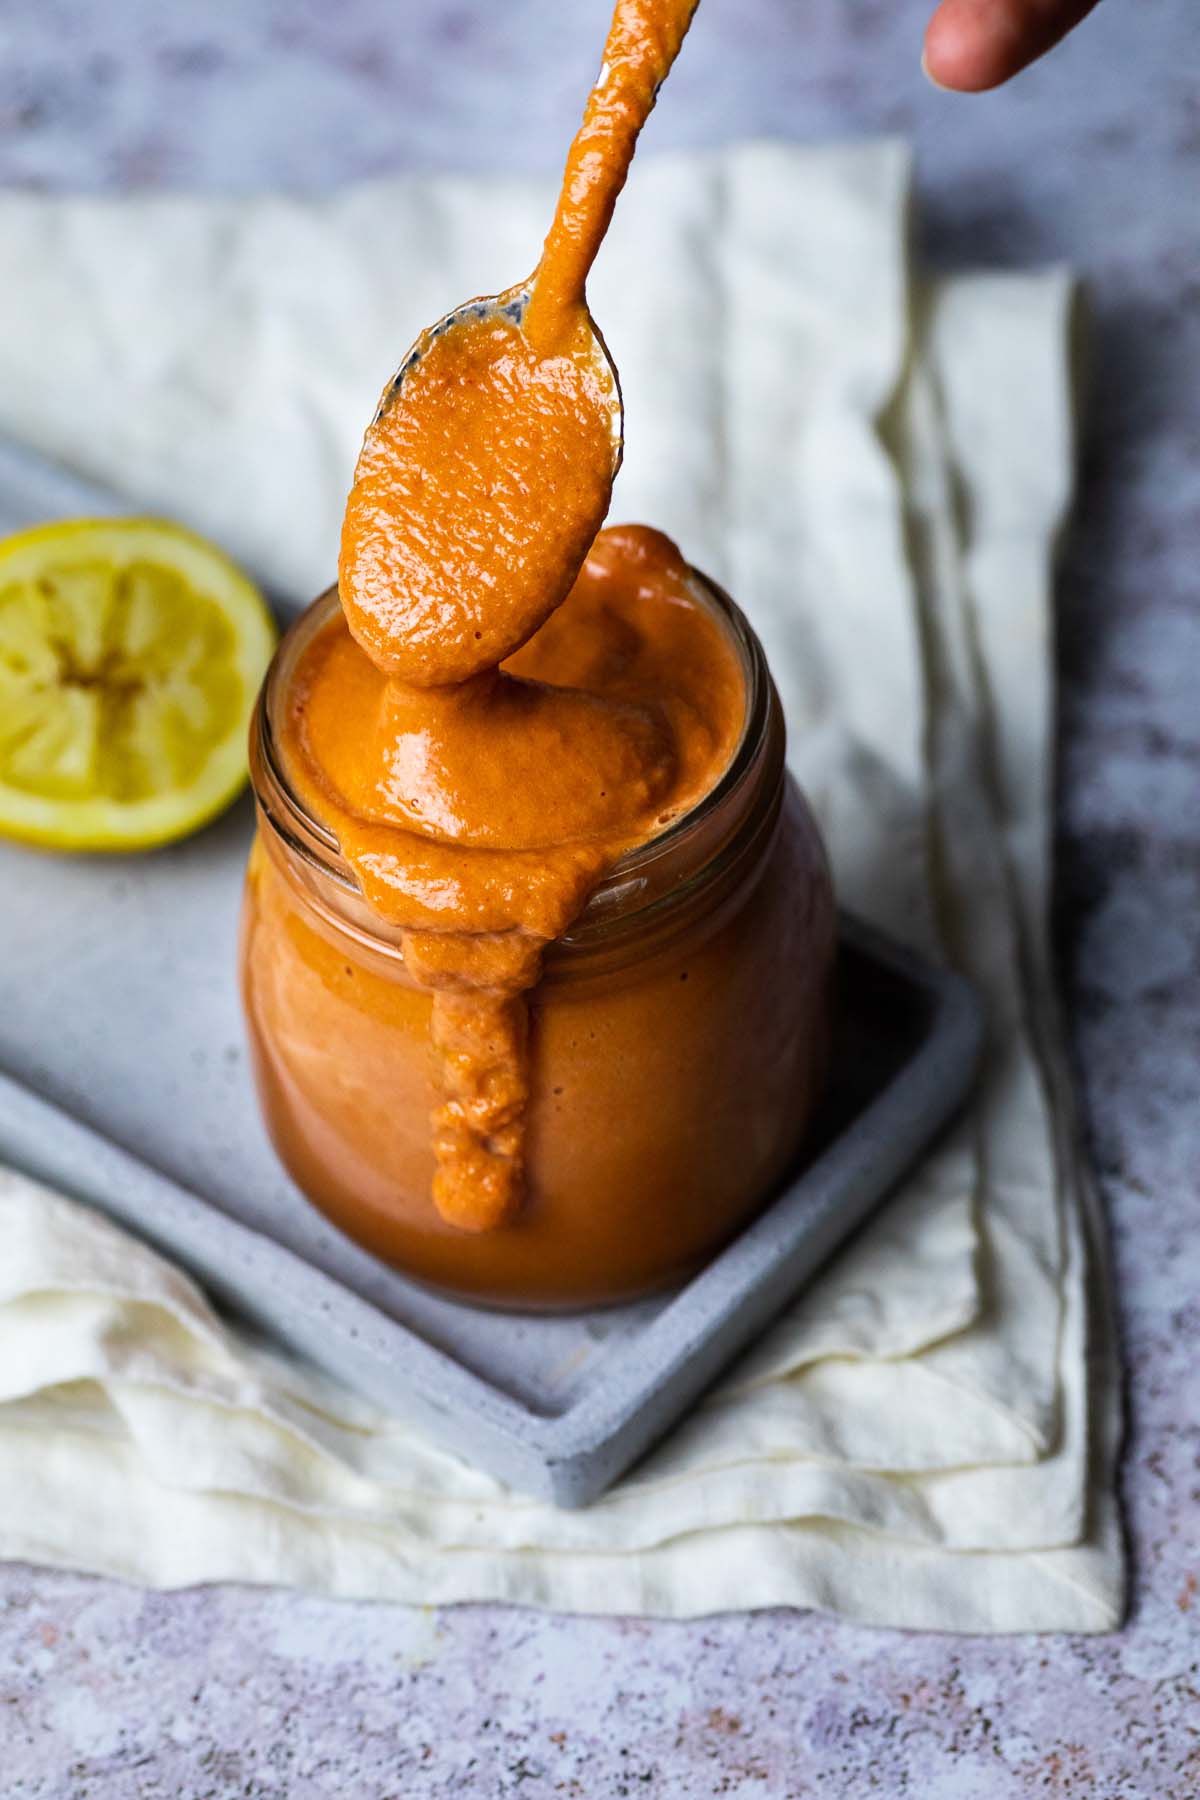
left=340, top=278, right=626, bottom=686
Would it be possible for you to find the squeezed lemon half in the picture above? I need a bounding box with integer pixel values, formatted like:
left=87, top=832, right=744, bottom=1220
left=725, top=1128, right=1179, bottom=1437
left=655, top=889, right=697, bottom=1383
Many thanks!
left=0, top=517, right=276, bottom=851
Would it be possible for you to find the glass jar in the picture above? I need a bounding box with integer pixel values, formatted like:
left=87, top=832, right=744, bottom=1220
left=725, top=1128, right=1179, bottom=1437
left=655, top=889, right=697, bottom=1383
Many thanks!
left=240, top=572, right=836, bottom=1309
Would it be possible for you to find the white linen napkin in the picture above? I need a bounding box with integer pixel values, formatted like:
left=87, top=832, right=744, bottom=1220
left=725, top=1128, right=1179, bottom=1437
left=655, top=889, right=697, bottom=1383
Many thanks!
left=0, top=140, right=1122, bottom=1630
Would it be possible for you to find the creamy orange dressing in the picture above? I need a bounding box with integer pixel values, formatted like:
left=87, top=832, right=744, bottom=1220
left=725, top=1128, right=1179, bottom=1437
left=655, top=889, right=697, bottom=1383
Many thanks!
left=283, top=527, right=744, bottom=1230
left=338, top=308, right=618, bottom=686
left=307, top=1, right=712, bottom=1231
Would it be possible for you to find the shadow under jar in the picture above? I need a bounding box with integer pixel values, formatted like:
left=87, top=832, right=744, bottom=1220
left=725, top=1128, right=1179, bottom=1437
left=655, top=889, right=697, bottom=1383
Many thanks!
left=240, top=570, right=837, bottom=1310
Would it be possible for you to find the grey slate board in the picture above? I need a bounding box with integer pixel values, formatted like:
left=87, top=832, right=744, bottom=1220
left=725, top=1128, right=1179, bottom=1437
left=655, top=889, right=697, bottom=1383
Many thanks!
left=0, top=433, right=984, bottom=1504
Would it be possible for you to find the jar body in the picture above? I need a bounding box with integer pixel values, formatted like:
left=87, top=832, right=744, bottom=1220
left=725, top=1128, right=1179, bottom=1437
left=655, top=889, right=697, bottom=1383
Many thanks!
left=240, top=588, right=837, bottom=1309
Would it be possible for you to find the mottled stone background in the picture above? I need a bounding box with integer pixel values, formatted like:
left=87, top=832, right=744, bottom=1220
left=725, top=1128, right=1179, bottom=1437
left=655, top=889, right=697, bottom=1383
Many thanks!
left=1, top=1, right=1197, bottom=1794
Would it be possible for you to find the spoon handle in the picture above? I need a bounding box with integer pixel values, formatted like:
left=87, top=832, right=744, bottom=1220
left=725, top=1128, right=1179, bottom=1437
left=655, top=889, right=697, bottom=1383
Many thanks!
left=525, top=0, right=700, bottom=351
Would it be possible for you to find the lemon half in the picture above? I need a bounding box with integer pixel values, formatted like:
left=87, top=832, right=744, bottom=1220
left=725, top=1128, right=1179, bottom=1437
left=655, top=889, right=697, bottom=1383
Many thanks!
left=0, top=517, right=277, bottom=851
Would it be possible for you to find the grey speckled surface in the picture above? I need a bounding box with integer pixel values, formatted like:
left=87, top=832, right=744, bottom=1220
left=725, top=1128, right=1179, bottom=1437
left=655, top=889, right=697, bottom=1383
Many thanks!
left=0, top=1, right=1197, bottom=1793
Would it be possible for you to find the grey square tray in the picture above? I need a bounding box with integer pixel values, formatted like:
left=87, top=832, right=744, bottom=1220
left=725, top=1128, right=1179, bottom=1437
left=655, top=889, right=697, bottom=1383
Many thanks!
left=0, top=432, right=984, bottom=1507
left=0, top=917, right=982, bottom=1507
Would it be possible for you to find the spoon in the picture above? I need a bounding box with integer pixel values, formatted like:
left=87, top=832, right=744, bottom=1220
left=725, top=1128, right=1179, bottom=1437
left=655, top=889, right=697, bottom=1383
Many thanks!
left=339, top=0, right=698, bottom=688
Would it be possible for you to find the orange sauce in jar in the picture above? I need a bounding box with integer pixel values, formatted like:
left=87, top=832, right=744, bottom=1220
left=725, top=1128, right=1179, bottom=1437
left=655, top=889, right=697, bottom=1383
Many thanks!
left=242, top=540, right=835, bottom=1307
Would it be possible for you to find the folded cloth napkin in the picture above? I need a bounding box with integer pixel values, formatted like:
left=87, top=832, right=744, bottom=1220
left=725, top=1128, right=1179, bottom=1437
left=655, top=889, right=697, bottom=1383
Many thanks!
left=0, top=139, right=1122, bottom=1631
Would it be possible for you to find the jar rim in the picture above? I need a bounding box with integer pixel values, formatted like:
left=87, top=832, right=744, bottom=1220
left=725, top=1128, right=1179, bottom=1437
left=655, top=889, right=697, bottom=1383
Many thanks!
left=252, top=562, right=781, bottom=952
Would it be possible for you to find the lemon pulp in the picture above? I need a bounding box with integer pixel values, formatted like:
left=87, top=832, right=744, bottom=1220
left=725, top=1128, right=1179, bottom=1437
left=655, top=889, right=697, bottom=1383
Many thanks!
left=0, top=518, right=276, bottom=850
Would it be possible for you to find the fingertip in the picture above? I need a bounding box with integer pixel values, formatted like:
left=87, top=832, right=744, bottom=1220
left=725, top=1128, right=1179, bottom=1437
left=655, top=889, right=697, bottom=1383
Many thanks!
left=922, top=0, right=1014, bottom=92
